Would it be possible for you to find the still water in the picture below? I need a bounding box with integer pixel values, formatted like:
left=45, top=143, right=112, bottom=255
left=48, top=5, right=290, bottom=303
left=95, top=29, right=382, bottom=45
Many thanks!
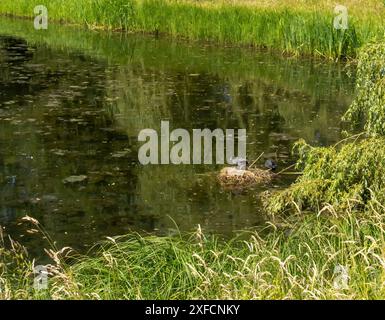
left=0, top=18, right=355, bottom=252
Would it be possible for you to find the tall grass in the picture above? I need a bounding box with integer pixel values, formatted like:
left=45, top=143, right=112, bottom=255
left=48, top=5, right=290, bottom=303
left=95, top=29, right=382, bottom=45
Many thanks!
left=0, top=0, right=384, bottom=58
left=67, top=207, right=385, bottom=300
left=3, top=201, right=385, bottom=300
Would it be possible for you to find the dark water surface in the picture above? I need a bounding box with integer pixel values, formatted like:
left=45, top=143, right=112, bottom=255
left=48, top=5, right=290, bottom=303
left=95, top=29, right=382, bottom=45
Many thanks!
left=0, top=18, right=355, bottom=254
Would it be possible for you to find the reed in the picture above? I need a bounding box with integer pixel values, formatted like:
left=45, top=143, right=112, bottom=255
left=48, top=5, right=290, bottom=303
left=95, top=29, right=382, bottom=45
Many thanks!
left=0, top=0, right=384, bottom=58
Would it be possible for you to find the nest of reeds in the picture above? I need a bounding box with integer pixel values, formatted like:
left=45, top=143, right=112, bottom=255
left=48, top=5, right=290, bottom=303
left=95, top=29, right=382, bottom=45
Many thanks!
left=218, top=166, right=274, bottom=190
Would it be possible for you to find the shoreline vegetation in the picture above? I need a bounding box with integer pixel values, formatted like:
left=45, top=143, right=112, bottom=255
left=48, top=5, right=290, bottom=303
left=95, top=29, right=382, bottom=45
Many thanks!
left=1, top=2, right=385, bottom=300
left=0, top=0, right=384, bottom=59
left=1, top=42, right=385, bottom=301
left=3, top=207, right=385, bottom=300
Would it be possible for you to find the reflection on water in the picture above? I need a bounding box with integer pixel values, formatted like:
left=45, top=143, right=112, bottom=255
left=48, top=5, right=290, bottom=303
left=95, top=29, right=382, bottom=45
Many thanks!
left=0, top=18, right=355, bottom=253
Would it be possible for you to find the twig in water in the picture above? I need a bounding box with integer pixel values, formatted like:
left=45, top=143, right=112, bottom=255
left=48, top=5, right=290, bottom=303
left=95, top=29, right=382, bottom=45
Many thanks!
left=275, top=163, right=298, bottom=175
left=333, top=132, right=366, bottom=148
left=248, top=152, right=264, bottom=169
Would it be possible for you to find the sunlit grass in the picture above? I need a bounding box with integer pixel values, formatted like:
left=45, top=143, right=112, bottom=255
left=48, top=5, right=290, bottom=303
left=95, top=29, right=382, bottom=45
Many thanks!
left=0, top=0, right=384, bottom=58
left=2, top=201, right=385, bottom=300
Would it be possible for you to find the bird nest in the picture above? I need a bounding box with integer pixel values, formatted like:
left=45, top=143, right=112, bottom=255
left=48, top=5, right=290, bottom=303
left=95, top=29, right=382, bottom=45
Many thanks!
left=218, top=167, right=274, bottom=190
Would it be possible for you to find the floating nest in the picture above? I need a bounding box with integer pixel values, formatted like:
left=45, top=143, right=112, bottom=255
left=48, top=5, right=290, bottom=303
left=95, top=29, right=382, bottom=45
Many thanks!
left=218, top=167, right=274, bottom=190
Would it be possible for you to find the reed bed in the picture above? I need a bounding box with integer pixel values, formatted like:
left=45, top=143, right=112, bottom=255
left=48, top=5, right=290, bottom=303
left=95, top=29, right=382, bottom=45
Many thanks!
left=0, top=0, right=384, bottom=58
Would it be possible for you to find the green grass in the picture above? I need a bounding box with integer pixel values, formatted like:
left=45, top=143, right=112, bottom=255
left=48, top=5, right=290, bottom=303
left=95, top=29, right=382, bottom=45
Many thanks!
left=3, top=204, right=385, bottom=299
left=0, top=16, right=355, bottom=96
left=0, top=0, right=384, bottom=58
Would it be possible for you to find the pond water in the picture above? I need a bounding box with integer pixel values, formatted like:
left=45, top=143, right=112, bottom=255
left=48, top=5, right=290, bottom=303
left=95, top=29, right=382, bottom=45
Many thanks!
left=0, top=18, right=355, bottom=254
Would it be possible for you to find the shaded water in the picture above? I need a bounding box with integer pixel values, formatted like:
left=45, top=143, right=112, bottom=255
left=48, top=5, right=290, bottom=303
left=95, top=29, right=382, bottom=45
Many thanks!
left=0, top=18, right=355, bottom=253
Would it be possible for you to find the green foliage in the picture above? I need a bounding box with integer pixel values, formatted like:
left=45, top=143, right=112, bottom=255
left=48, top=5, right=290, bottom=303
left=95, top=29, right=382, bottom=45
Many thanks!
left=266, top=137, right=385, bottom=215
left=268, top=42, right=385, bottom=216
left=343, top=43, right=385, bottom=135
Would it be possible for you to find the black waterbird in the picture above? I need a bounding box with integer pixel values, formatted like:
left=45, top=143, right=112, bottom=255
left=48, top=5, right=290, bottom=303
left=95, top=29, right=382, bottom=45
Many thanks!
left=264, top=159, right=277, bottom=171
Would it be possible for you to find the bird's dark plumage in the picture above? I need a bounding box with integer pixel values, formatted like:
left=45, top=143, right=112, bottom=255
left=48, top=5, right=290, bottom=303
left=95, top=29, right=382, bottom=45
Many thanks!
left=264, top=159, right=277, bottom=171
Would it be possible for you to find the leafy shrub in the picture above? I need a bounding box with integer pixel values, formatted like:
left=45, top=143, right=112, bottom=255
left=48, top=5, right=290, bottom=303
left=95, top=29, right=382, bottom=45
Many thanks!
left=268, top=42, right=385, bottom=216
left=266, top=138, right=385, bottom=215
left=343, top=43, right=385, bottom=135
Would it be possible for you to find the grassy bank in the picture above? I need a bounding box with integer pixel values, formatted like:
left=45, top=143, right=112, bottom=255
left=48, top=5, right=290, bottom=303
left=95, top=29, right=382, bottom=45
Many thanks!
left=0, top=17, right=355, bottom=97
left=0, top=0, right=384, bottom=58
left=2, top=206, right=385, bottom=300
